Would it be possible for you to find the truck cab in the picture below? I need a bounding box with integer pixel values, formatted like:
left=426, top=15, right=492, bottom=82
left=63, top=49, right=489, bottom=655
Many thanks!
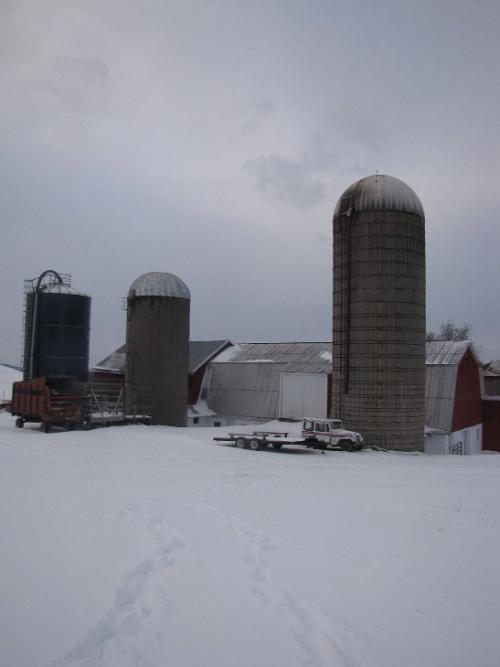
left=301, top=418, right=364, bottom=451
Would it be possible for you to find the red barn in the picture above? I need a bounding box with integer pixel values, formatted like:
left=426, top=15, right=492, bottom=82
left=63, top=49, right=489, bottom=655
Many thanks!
left=425, top=340, right=500, bottom=454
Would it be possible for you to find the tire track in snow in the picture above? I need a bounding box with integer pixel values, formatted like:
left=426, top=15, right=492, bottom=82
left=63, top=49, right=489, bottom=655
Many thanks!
left=50, top=504, right=187, bottom=667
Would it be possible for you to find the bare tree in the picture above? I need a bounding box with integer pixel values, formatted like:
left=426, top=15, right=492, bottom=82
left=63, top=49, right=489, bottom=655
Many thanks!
left=426, top=320, right=472, bottom=342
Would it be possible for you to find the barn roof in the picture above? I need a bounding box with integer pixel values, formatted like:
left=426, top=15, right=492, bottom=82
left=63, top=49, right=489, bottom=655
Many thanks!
left=212, top=342, right=332, bottom=373
left=94, top=340, right=231, bottom=375
left=425, top=340, right=478, bottom=366
left=484, top=360, right=500, bottom=377
left=94, top=345, right=126, bottom=374
left=189, top=341, right=232, bottom=373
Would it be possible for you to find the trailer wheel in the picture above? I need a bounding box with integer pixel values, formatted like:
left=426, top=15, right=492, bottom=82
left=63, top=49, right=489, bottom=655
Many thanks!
left=236, top=437, right=247, bottom=449
left=15, top=418, right=24, bottom=429
left=40, top=423, right=50, bottom=434
left=272, top=443, right=282, bottom=450
left=249, top=438, right=262, bottom=451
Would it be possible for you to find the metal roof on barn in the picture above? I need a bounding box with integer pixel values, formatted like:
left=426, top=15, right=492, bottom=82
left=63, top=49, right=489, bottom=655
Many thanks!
left=212, top=342, right=332, bottom=373
left=189, top=341, right=231, bottom=373
left=94, top=340, right=231, bottom=375
left=484, top=360, right=500, bottom=377
left=425, top=340, right=476, bottom=366
left=94, top=344, right=126, bottom=374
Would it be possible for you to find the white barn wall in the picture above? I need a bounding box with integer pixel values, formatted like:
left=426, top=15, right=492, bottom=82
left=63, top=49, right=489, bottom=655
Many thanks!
left=279, top=373, right=328, bottom=420
left=207, top=361, right=284, bottom=420
left=425, top=424, right=482, bottom=455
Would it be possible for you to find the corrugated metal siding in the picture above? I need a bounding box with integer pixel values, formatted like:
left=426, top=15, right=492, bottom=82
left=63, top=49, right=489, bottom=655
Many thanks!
left=207, top=362, right=285, bottom=419
left=425, top=365, right=458, bottom=431
left=280, top=373, right=328, bottom=419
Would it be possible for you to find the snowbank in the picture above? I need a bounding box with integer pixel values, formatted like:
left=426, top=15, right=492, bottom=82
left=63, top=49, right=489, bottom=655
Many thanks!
left=1, top=413, right=499, bottom=666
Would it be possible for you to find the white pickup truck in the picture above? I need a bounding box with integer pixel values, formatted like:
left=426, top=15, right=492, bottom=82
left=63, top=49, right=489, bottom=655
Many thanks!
left=302, top=418, right=364, bottom=451
left=213, top=417, right=364, bottom=452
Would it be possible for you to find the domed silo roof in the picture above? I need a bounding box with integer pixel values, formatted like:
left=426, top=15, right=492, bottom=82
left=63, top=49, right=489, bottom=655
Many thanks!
left=334, top=174, right=424, bottom=218
left=128, top=272, right=191, bottom=300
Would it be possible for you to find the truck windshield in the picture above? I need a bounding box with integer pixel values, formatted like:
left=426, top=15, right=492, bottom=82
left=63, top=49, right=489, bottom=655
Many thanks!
left=303, top=420, right=314, bottom=431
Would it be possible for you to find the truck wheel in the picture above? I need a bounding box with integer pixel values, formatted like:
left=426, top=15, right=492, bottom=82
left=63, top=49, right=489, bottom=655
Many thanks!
left=15, top=418, right=24, bottom=429
left=236, top=437, right=247, bottom=449
left=249, top=438, right=262, bottom=451
left=40, top=423, right=50, bottom=434
left=339, top=439, right=353, bottom=452
left=272, top=443, right=282, bottom=450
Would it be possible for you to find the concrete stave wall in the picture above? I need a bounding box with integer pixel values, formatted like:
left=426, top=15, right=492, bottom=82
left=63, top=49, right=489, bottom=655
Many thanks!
left=332, top=207, right=426, bottom=450
left=125, top=296, right=189, bottom=426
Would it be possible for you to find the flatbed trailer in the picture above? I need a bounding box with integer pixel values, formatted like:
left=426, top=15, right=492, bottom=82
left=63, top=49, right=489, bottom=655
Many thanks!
left=213, top=430, right=326, bottom=451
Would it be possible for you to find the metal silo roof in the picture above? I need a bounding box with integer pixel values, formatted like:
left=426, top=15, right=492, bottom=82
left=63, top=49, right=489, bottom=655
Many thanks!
left=128, top=272, right=191, bottom=300
left=334, top=174, right=424, bottom=218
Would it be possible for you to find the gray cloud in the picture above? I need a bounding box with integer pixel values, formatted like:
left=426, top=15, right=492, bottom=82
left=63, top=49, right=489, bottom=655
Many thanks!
left=237, top=98, right=275, bottom=136
left=1, top=0, right=500, bottom=364
left=243, top=153, right=325, bottom=209
left=44, top=56, right=111, bottom=110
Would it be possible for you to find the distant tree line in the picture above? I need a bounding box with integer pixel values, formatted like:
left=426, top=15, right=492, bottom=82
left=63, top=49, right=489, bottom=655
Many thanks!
left=426, top=320, right=472, bottom=342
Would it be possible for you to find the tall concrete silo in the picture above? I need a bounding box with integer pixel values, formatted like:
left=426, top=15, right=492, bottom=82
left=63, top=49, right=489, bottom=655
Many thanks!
left=125, top=272, right=190, bottom=426
left=331, top=175, right=425, bottom=450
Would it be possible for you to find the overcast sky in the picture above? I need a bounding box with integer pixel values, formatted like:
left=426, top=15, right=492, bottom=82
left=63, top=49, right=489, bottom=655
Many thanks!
left=1, top=0, right=499, bottom=366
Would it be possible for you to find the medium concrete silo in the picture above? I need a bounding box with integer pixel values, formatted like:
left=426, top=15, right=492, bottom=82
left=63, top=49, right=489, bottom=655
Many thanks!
left=125, top=272, right=190, bottom=426
left=331, top=175, right=425, bottom=450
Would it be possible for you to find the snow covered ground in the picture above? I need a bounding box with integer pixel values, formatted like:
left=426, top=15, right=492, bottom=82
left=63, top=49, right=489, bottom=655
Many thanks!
left=1, top=414, right=500, bottom=667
